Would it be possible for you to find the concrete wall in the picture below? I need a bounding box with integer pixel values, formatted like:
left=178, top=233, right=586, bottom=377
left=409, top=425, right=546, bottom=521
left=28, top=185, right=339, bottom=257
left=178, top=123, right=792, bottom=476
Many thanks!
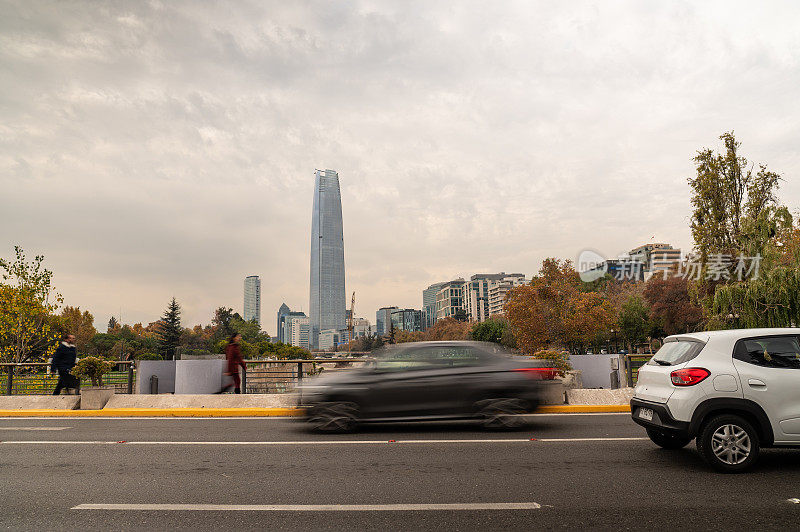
left=175, top=360, right=229, bottom=394
left=567, top=354, right=623, bottom=389
left=136, top=361, right=176, bottom=394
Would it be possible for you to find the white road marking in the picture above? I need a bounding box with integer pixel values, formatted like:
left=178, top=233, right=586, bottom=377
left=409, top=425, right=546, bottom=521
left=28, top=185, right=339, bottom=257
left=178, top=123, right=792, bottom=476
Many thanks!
left=0, top=437, right=648, bottom=445
left=788, top=498, right=800, bottom=504
left=0, top=427, right=70, bottom=431
left=72, top=502, right=543, bottom=511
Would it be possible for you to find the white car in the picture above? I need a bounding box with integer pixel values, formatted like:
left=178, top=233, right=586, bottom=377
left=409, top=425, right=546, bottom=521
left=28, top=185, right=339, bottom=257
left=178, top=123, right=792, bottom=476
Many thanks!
left=631, top=328, right=800, bottom=472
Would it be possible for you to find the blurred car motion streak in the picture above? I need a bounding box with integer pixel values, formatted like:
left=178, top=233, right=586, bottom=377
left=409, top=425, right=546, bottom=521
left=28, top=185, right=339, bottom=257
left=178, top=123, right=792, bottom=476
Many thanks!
left=299, top=341, right=555, bottom=432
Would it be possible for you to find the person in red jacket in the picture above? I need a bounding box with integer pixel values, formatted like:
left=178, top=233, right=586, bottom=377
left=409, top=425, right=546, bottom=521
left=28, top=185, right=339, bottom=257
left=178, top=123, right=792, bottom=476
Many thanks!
left=223, top=333, right=245, bottom=394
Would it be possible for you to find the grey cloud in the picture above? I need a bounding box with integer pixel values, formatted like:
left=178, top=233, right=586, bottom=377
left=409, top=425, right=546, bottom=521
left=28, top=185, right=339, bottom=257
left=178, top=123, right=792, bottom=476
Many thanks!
left=2, top=0, right=799, bottom=333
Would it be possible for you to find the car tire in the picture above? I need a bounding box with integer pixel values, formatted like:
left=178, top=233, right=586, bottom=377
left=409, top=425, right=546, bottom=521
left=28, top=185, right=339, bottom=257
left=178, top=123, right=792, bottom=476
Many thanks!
left=307, top=401, right=359, bottom=433
left=646, top=428, right=692, bottom=450
left=696, top=414, right=760, bottom=473
left=475, top=398, right=527, bottom=430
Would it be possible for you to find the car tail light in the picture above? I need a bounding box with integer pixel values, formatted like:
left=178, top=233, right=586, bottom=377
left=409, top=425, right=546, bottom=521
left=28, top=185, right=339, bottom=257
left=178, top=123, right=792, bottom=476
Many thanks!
left=514, top=368, right=557, bottom=380
left=670, top=368, right=710, bottom=386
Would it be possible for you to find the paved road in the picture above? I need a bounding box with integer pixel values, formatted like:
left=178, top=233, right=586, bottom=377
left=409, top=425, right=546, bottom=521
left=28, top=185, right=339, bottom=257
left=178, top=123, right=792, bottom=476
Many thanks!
left=1, top=414, right=799, bottom=530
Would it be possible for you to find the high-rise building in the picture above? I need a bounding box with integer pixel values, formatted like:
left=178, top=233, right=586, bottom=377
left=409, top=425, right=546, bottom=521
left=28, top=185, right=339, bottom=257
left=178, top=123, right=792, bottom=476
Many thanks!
left=277, top=304, right=307, bottom=344
left=376, top=306, right=399, bottom=336
left=487, top=274, right=528, bottom=317
left=463, top=273, right=522, bottom=323
left=309, top=169, right=346, bottom=349
left=352, top=317, right=371, bottom=338
left=435, top=279, right=466, bottom=321
left=243, top=275, right=261, bottom=327
left=284, top=314, right=310, bottom=350
left=629, top=243, right=682, bottom=280
left=422, top=281, right=447, bottom=329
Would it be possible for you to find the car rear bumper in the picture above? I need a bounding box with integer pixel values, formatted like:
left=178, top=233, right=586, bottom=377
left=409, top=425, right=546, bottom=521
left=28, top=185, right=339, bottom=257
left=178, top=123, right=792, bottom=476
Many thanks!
left=630, top=397, right=690, bottom=436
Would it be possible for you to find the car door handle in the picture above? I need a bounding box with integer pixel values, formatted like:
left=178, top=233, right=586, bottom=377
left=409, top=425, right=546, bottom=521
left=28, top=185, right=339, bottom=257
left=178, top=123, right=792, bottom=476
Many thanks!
left=748, top=379, right=766, bottom=388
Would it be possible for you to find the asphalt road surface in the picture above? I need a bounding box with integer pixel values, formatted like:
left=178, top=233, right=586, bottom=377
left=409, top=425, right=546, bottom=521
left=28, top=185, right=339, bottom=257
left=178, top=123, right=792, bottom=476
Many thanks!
left=1, top=414, right=799, bottom=530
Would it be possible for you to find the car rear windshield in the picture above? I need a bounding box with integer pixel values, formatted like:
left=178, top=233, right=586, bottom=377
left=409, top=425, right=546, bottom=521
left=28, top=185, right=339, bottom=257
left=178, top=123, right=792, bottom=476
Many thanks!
left=649, top=339, right=705, bottom=366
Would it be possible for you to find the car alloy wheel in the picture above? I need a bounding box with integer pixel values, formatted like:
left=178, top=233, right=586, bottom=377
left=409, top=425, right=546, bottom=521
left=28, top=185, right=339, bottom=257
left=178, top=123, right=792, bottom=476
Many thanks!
left=697, top=414, right=760, bottom=473
left=710, top=424, right=751, bottom=465
left=475, top=398, right=527, bottom=430
left=308, top=401, right=359, bottom=433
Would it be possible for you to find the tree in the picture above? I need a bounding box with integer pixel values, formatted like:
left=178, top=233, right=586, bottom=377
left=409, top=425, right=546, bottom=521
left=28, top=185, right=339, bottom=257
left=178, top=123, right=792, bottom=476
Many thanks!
left=618, top=296, right=652, bottom=350
left=422, top=317, right=472, bottom=341
left=107, top=316, right=119, bottom=333
left=643, top=276, right=703, bottom=336
left=58, top=306, right=97, bottom=351
left=504, top=258, right=616, bottom=354
left=689, top=131, right=790, bottom=262
left=0, top=246, right=63, bottom=363
left=471, top=318, right=509, bottom=345
left=157, top=298, right=182, bottom=360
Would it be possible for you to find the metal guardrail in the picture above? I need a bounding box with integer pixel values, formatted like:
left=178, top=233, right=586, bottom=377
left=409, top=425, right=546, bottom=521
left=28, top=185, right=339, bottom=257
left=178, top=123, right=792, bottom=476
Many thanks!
left=241, top=358, right=372, bottom=394
left=1, top=361, right=135, bottom=395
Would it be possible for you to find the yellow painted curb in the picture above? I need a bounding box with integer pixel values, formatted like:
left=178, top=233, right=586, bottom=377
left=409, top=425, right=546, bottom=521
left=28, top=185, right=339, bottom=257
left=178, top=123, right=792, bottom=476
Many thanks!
left=0, top=405, right=631, bottom=417
left=537, top=405, right=631, bottom=413
left=0, top=408, right=304, bottom=417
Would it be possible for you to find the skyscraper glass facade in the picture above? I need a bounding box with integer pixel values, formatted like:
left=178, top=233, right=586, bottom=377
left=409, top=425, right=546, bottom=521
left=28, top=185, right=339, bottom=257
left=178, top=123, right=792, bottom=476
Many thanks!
left=309, top=169, right=346, bottom=348
left=243, top=275, right=261, bottom=327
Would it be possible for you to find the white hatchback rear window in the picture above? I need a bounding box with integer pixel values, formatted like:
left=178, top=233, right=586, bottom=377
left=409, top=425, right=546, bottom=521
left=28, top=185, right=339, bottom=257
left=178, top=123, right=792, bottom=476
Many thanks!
left=650, top=340, right=704, bottom=366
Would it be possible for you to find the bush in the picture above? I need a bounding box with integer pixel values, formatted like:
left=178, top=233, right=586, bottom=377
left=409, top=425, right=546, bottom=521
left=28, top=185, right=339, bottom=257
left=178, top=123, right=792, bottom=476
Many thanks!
left=531, top=349, right=572, bottom=377
left=71, top=356, right=114, bottom=386
left=136, top=352, right=163, bottom=361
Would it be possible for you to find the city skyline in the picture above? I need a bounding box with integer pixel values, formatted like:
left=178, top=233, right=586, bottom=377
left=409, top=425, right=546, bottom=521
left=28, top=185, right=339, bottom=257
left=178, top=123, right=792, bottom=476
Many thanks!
left=2, top=2, right=799, bottom=335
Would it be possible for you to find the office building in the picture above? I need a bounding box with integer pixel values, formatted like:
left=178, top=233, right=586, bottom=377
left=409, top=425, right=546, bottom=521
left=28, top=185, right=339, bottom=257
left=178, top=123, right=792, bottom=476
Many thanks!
left=353, top=317, right=371, bottom=338
left=309, top=169, right=346, bottom=348
left=243, top=275, right=261, bottom=327
left=435, top=279, right=466, bottom=321
left=318, top=329, right=340, bottom=351
left=284, top=314, right=310, bottom=350
left=422, top=281, right=447, bottom=329
left=277, top=303, right=306, bottom=344
left=376, top=306, right=399, bottom=336
left=390, top=308, right=425, bottom=332
left=629, top=243, right=682, bottom=280
left=464, top=273, right=525, bottom=323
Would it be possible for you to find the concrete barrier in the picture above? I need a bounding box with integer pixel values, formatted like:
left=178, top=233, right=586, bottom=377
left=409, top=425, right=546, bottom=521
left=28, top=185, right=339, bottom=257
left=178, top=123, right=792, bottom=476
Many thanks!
left=566, top=387, right=634, bottom=405
left=0, top=396, right=80, bottom=410
left=104, top=393, right=297, bottom=409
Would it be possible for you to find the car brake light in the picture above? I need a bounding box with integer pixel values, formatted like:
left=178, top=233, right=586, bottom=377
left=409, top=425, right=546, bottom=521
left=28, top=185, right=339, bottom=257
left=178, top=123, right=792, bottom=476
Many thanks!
left=514, top=368, right=557, bottom=380
left=670, top=368, right=710, bottom=386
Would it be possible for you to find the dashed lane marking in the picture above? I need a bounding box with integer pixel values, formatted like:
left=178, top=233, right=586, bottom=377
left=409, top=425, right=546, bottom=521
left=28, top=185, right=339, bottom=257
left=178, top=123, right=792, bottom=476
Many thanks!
left=72, top=502, right=544, bottom=511
left=0, top=427, right=70, bottom=431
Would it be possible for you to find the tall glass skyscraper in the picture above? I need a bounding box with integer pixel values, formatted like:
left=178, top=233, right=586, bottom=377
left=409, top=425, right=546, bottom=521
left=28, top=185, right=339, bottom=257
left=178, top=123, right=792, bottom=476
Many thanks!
left=243, top=275, right=261, bottom=327
left=309, top=169, right=346, bottom=348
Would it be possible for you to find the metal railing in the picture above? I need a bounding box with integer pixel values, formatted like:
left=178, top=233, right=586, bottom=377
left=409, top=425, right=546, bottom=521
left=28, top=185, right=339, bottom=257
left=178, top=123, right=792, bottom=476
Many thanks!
left=242, top=358, right=371, bottom=394
left=1, top=361, right=135, bottom=396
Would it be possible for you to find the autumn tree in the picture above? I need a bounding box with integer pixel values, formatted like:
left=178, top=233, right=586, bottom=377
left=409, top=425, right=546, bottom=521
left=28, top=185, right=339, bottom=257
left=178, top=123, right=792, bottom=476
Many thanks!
left=422, top=317, right=472, bottom=341
left=504, top=258, right=616, bottom=355
left=0, top=246, right=63, bottom=363
left=58, top=306, right=97, bottom=351
left=157, top=298, right=182, bottom=360
left=643, top=276, right=703, bottom=336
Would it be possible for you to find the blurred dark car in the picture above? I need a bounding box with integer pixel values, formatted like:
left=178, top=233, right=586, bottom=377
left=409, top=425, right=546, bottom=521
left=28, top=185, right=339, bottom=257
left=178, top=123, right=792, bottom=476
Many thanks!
left=299, top=341, right=555, bottom=432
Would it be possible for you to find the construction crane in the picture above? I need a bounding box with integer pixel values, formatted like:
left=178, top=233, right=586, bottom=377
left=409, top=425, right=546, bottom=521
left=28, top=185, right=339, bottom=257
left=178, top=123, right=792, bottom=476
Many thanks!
left=348, top=291, right=356, bottom=353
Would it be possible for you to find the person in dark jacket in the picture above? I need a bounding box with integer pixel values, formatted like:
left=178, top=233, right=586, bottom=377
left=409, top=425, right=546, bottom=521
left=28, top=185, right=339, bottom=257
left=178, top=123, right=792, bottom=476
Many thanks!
left=52, top=334, right=79, bottom=395
left=223, top=333, right=245, bottom=394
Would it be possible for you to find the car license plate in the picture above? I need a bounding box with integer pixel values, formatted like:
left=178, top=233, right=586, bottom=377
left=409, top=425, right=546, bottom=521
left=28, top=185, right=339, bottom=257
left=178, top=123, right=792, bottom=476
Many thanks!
left=638, top=408, right=654, bottom=421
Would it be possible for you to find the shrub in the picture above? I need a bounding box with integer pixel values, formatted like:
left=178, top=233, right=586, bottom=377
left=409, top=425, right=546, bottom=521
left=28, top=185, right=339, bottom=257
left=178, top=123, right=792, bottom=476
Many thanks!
left=136, top=352, right=163, bottom=361
left=531, top=349, right=572, bottom=377
left=71, top=356, right=114, bottom=386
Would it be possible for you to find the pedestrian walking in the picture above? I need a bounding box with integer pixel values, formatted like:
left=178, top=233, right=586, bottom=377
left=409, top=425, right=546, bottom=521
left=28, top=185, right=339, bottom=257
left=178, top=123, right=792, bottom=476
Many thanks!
left=222, top=333, right=245, bottom=394
left=52, top=333, right=79, bottom=395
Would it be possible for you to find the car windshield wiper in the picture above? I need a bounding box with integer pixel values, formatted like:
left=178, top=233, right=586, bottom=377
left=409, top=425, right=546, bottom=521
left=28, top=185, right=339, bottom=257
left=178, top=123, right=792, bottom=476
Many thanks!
left=653, top=359, right=672, bottom=366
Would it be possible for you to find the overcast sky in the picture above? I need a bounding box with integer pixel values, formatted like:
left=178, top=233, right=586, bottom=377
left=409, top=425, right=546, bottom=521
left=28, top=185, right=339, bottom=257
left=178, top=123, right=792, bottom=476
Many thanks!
left=2, top=1, right=799, bottom=336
